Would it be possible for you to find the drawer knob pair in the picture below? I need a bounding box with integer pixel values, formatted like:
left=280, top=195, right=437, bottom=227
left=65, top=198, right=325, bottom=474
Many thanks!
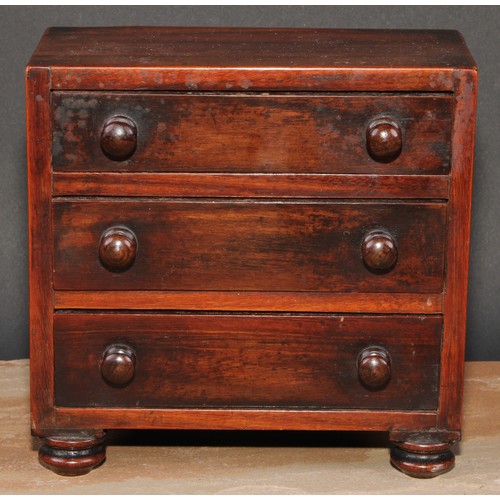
left=358, top=347, right=391, bottom=389
left=100, top=116, right=137, bottom=161
left=97, top=226, right=397, bottom=272
left=99, top=343, right=391, bottom=390
left=366, top=118, right=402, bottom=163
left=99, top=115, right=401, bottom=164
left=101, top=345, right=136, bottom=385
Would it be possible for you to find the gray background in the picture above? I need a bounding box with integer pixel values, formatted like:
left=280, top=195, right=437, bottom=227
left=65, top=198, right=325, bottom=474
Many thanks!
left=0, top=6, right=498, bottom=360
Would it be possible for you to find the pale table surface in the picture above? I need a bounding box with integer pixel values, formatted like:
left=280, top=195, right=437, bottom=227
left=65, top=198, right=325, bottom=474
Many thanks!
left=1, top=360, right=499, bottom=494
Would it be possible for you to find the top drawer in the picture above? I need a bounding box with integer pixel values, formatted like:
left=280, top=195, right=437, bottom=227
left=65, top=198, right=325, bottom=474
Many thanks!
left=52, top=93, right=452, bottom=174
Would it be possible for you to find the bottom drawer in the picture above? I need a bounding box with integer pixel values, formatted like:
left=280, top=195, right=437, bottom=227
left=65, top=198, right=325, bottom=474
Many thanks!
left=54, top=313, right=441, bottom=410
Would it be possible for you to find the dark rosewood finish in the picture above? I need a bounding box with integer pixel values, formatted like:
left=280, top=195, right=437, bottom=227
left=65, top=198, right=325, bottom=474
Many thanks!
left=438, top=70, right=477, bottom=432
left=52, top=173, right=450, bottom=199
left=361, top=230, right=398, bottom=271
left=98, top=226, right=137, bottom=272
left=390, top=435, right=456, bottom=478
left=30, top=28, right=475, bottom=71
left=29, top=28, right=475, bottom=92
left=54, top=407, right=437, bottom=433
left=100, top=116, right=137, bottom=161
left=366, top=118, right=402, bottom=163
left=38, top=432, right=106, bottom=476
left=54, top=313, right=441, bottom=410
left=27, top=28, right=477, bottom=478
left=54, top=290, right=444, bottom=314
left=26, top=67, right=54, bottom=434
left=101, top=345, right=136, bottom=386
left=357, top=347, right=392, bottom=389
left=53, top=201, right=446, bottom=293
left=52, top=92, right=452, bottom=175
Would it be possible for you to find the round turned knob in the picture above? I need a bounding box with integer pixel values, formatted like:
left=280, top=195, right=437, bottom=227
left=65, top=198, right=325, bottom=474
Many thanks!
left=358, top=347, right=391, bottom=389
left=100, top=116, right=137, bottom=160
left=101, top=345, right=136, bottom=386
left=99, top=226, right=137, bottom=272
left=361, top=230, right=398, bottom=271
left=366, top=118, right=402, bottom=162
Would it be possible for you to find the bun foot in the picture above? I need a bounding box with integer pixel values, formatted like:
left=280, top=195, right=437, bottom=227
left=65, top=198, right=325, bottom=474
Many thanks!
left=390, top=439, right=455, bottom=478
left=39, top=432, right=106, bottom=476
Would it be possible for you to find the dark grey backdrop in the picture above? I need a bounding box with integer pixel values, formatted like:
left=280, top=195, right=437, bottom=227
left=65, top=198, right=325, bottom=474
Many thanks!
left=0, top=6, right=498, bottom=360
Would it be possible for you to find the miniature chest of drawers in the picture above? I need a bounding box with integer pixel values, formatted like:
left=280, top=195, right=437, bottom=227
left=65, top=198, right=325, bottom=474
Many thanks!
left=27, top=27, right=477, bottom=477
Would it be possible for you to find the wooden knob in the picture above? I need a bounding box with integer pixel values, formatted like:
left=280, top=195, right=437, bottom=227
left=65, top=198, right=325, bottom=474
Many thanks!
left=101, top=345, right=136, bottom=386
left=99, top=226, right=137, bottom=272
left=366, top=118, right=402, bottom=162
left=100, top=116, right=137, bottom=160
left=361, top=230, right=398, bottom=270
left=358, top=347, right=391, bottom=389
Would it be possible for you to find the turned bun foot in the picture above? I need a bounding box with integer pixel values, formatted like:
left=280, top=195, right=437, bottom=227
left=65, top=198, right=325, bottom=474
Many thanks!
left=39, top=432, right=106, bottom=476
left=390, top=439, right=455, bottom=478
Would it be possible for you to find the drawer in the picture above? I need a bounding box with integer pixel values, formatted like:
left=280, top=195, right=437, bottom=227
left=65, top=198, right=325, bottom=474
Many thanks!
left=53, top=200, right=446, bottom=293
left=52, top=92, right=452, bottom=174
left=54, top=313, right=442, bottom=410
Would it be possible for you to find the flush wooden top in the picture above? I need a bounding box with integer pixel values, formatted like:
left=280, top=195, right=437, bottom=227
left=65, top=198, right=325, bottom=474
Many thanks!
left=29, top=27, right=475, bottom=69
left=27, top=28, right=476, bottom=91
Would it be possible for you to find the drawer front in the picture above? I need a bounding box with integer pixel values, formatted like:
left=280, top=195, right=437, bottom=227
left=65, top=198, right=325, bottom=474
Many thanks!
left=53, top=201, right=446, bottom=293
left=52, top=92, right=452, bottom=174
left=54, top=313, right=442, bottom=410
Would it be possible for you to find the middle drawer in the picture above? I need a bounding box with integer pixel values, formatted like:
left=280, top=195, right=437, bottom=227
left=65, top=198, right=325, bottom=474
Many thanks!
left=53, top=200, right=446, bottom=293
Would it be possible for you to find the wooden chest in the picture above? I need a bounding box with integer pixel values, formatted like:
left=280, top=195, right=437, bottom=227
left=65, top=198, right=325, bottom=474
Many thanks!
left=27, top=27, right=477, bottom=477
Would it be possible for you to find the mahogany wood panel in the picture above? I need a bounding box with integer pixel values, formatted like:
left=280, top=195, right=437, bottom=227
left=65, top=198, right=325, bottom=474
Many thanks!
left=31, top=28, right=475, bottom=69
left=438, top=69, right=478, bottom=430
left=52, top=201, right=447, bottom=293
left=53, top=313, right=442, bottom=410
left=26, top=28, right=477, bottom=473
left=54, top=291, right=443, bottom=314
left=52, top=68, right=456, bottom=93
left=52, top=173, right=450, bottom=199
left=28, top=28, right=475, bottom=91
left=26, top=67, right=55, bottom=432
left=52, top=92, right=452, bottom=175
left=53, top=408, right=438, bottom=432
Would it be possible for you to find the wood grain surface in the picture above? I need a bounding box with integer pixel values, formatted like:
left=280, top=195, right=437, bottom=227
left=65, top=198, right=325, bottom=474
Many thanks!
left=52, top=200, right=447, bottom=293
left=26, top=67, right=55, bottom=432
left=54, top=313, right=442, bottom=410
left=53, top=407, right=438, bottom=432
left=26, top=28, right=477, bottom=453
left=52, top=173, right=450, bottom=199
left=28, top=28, right=476, bottom=91
left=54, top=290, right=443, bottom=314
left=438, top=69, right=478, bottom=431
left=52, top=92, right=452, bottom=174
left=30, top=28, right=475, bottom=69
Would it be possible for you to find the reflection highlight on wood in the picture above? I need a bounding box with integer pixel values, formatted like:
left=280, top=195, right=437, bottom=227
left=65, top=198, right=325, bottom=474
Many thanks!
left=52, top=173, right=450, bottom=199
left=55, top=291, right=443, bottom=313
